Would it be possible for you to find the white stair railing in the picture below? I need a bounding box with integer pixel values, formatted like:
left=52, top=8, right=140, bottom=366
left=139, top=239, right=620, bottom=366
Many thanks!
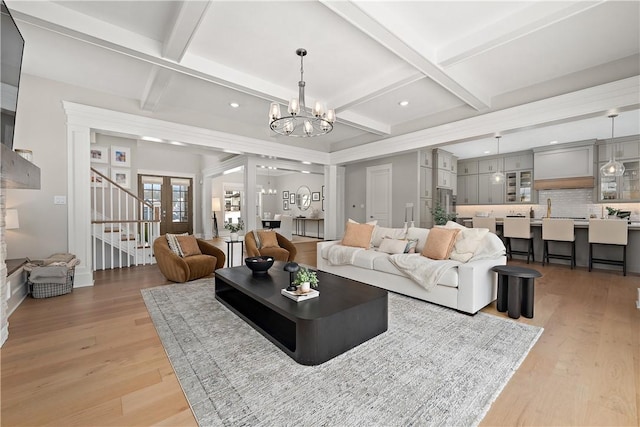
left=90, top=167, right=161, bottom=270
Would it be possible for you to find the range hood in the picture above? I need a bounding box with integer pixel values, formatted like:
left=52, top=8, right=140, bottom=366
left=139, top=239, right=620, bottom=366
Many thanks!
left=1, top=144, right=41, bottom=189
left=533, top=142, right=595, bottom=190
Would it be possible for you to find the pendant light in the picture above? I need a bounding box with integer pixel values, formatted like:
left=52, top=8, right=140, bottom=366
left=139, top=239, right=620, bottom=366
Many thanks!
left=260, top=167, right=277, bottom=195
left=491, top=135, right=505, bottom=184
left=600, top=114, right=625, bottom=177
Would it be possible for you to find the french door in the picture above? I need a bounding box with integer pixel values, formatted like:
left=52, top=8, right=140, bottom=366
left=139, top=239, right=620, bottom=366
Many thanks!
left=139, top=175, right=193, bottom=235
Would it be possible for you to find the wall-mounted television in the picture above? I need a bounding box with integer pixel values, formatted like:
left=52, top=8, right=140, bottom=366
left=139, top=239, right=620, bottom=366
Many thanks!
left=1, top=0, right=25, bottom=150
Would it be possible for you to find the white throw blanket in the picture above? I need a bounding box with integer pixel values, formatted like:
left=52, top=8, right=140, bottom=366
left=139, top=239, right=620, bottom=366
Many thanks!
left=389, top=254, right=461, bottom=291
left=327, top=244, right=363, bottom=265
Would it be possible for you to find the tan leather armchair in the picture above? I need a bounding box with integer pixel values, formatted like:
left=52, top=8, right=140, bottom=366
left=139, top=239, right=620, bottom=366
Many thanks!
left=245, top=231, right=297, bottom=262
left=153, top=235, right=226, bottom=283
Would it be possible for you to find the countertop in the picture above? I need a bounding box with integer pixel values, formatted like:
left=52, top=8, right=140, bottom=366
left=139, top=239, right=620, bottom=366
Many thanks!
left=461, top=218, right=640, bottom=231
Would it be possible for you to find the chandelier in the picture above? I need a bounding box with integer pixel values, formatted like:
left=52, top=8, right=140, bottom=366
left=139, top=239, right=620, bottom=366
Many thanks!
left=491, top=135, right=506, bottom=184
left=600, top=114, right=625, bottom=177
left=269, top=48, right=336, bottom=137
left=261, top=166, right=276, bottom=195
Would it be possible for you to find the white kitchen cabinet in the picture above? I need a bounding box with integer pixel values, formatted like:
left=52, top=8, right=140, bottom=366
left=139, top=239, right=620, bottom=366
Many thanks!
left=478, top=158, right=502, bottom=174
left=419, top=198, right=433, bottom=229
left=598, top=140, right=640, bottom=161
left=437, top=169, right=452, bottom=189
left=458, top=160, right=478, bottom=176
left=420, top=149, right=432, bottom=167
left=504, top=153, right=533, bottom=171
left=436, top=151, right=453, bottom=170
left=419, top=166, right=433, bottom=198
left=478, top=173, right=504, bottom=204
left=457, top=175, right=478, bottom=205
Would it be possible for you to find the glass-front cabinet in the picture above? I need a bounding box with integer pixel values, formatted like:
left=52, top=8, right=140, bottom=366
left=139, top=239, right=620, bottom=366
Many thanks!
left=600, top=160, right=640, bottom=201
left=506, top=170, right=533, bottom=203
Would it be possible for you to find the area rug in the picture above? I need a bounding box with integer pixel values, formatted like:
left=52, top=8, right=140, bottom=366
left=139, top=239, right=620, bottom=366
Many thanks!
left=142, top=279, right=543, bottom=426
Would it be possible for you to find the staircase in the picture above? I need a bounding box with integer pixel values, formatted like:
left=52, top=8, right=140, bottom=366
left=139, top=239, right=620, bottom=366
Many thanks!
left=91, top=168, right=160, bottom=270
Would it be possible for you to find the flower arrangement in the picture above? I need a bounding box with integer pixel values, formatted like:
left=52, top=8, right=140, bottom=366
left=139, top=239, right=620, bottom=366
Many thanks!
left=293, top=267, right=319, bottom=288
left=224, top=219, right=244, bottom=233
left=605, top=206, right=619, bottom=217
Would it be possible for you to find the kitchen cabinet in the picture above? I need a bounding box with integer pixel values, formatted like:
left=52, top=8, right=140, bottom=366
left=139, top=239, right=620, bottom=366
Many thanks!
left=458, top=160, right=478, bottom=176
left=478, top=173, right=504, bottom=204
left=478, top=158, right=502, bottom=174
left=419, top=198, right=433, bottom=229
left=457, top=175, right=478, bottom=205
left=436, top=151, right=453, bottom=171
left=506, top=170, right=533, bottom=203
left=599, top=160, right=640, bottom=201
left=598, top=140, right=640, bottom=161
left=504, top=153, right=533, bottom=171
left=419, top=166, right=433, bottom=198
left=420, top=149, right=432, bottom=167
left=437, top=169, right=453, bottom=189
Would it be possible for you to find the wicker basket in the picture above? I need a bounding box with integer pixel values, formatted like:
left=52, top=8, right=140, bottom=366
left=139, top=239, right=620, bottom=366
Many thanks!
left=28, top=267, right=75, bottom=299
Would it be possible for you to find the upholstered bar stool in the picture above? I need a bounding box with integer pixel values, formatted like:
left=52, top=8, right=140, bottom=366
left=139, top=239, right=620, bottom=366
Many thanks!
left=588, top=219, right=628, bottom=276
left=472, top=217, right=497, bottom=234
left=542, top=218, right=575, bottom=269
left=503, top=217, right=534, bottom=263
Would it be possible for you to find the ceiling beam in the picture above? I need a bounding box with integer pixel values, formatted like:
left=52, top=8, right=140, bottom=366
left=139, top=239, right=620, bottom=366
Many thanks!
left=438, top=1, right=606, bottom=67
left=162, top=1, right=211, bottom=61
left=139, top=66, right=173, bottom=111
left=321, top=0, right=490, bottom=111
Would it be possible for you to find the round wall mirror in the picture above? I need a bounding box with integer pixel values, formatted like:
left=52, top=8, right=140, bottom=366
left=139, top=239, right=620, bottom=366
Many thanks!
left=296, top=185, right=312, bottom=211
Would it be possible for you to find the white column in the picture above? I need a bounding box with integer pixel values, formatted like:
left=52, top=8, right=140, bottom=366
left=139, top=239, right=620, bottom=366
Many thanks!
left=324, top=165, right=345, bottom=240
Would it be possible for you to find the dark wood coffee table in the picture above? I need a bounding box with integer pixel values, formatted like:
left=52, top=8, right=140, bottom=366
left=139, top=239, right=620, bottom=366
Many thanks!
left=215, top=261, right=388, bottom=365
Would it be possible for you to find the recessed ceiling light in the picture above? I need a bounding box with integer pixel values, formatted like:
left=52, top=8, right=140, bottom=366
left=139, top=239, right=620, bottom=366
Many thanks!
left=141, top=136, right=162, bottom=142
left=170, top=141, right=186, bottom=146
left=229, top=102, right=240, bottom=108
left=483, top=150, right=491, bottom=154
left=301, top=161, right=311, bottom=165
left=549, top=140, right=558, bottom=144
left=301, top=170, right=310, bottom=174
left=398, top=100, right=409, bottom=107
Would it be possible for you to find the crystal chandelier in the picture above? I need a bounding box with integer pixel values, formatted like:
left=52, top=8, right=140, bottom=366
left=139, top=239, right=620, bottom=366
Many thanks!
left=600, top=114, right=625, bottom=177
left=268, top=48, right=336, bottom=137
left=491, top=135, right=506, bottom=184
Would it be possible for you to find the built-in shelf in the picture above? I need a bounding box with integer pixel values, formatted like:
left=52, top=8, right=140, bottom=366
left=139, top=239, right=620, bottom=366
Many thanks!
left=1, top=144, right=41, bottom=189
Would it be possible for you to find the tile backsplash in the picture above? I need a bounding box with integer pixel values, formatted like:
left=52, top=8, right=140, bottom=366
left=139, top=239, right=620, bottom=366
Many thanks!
left=456, top=188, right=640, bottom=220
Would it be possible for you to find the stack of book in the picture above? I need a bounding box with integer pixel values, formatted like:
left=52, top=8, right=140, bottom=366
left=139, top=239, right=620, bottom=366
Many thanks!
left=281, top=288, right=319, bottom=302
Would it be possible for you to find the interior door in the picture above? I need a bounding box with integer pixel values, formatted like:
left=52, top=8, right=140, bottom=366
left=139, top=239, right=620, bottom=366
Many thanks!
left=139, top=175, right=193, bottom=235
left=366, top=164, right=392, bottom=227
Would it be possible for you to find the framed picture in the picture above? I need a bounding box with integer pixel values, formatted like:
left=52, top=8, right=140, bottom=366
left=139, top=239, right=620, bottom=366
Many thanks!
left=111, top=168, right=131, bottom=188
left=312, top=192, right=320, bottom=201
left=283, top=190, right=289, bottom=200
left=289, top=193, right=295, bottom=204
left=91, top=165, right=108, bottom=187
left=90, top=145, right=109, bottom=164
left=322, top=185, right=325, bottom=199
left=283, top=200, right=289, bottom=210
left=111, top=146, right=131, bottom=167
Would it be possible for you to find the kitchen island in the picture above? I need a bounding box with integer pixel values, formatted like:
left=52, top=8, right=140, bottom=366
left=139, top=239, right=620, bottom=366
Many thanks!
left=461, top=218, right=640, bottom=274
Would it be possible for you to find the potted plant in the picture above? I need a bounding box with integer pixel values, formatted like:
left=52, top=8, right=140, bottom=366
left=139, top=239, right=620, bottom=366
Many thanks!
left=224, top=219, right=244, bottom=241
left=431, top=204, right=457, bottom=225
left=292, top=267, right=318, bottom=293
left=605, top=206, right=619, bottom=219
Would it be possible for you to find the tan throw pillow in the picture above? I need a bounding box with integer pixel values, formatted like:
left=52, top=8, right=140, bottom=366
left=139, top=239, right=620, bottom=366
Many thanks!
left=342, top=222, right=375, bottom=249
left=258, top=230, right=279, bottom=248
left=421, top=228, right=460, bottom=260
left=176, top=235, right=202, bottom=257
left=378, top=238, right=409, bottom=254
left=166, top=232, right=188, bottom=256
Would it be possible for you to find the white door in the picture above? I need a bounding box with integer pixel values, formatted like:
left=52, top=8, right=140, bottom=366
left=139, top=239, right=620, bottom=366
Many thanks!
left=366, top=164, right=392, bottom=227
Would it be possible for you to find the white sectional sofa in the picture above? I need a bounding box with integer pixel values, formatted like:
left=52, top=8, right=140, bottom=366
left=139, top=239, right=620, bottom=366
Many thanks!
left=317, top=223, right=507, bottom=314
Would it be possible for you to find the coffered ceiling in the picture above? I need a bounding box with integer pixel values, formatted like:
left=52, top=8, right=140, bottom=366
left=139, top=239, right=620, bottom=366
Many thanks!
left=6, top=0, right=640, bottom=160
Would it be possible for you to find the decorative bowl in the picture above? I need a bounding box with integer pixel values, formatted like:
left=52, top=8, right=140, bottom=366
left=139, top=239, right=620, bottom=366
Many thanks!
left=244, top=256, right=275, bottom=275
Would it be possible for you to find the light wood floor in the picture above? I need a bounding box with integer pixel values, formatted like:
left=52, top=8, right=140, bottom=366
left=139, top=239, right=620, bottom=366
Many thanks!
left=1, top=240, right=638, bottom=426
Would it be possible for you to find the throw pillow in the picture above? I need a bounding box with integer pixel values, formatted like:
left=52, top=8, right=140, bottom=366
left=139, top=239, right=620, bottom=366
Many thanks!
left=348, top=218, right=378, bottom=226
left=441, top=221, right=489, bottom=263
left=421, top=228, right=460, bottom=260
left=378, top=238, right=409, bottom=254
left=258, top=230, right=279, bottom=248
left=166, top=232, right=188, bottom=256
left=371, top=226, right=407, bottom=247
left=404, top=238, right=418, bottom=253
left=342, top=221, right=375, bottom=249
left=176, top=235, right=202, bottom=257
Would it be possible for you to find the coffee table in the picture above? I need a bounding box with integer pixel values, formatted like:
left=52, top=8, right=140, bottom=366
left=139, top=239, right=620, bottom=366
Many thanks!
left=215, top=261, right=388, bottom=365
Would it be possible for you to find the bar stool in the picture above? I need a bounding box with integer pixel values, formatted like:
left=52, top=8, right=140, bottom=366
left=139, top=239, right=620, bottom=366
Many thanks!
left=542, top=218, right=575, bottom=269
left=503, top=217, right=534, bottom=263
left=589, top=219, right=628, bottom=276
left=472, top=217, right=497, bottom=234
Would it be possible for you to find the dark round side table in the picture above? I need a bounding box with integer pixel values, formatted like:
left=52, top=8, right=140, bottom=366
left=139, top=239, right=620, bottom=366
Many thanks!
left=491, top=265, right=542, bottom=319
